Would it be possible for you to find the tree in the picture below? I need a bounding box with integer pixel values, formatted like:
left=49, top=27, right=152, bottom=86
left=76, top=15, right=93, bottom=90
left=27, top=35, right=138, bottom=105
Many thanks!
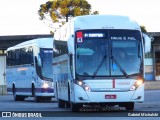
left=91, top=11, right=99, bottom=15
left=140, top=25, right=147, bottom=33
left=38, top=0, right=98, bottom=29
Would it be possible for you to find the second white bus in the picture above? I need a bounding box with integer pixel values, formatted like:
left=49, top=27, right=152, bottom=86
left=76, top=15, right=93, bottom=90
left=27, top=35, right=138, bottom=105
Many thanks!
left=6, top=38, right=54, bottom=102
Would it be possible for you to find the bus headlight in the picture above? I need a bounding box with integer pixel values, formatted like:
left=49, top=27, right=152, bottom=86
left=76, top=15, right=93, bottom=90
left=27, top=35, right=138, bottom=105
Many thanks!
left=136, top=80, right=143, bottom=86
left=83, top=84, right=91, bottom=91
left=77, top=81, right=83, bottom=86
left=130, top=79, right=144, bottom=91
left=76, top=80, right=91, bottom=91
left=43, top=83, right=49, bottom=88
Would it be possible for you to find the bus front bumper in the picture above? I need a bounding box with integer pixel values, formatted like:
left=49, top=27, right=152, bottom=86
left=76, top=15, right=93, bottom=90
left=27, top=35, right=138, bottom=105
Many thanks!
left=73, top=84, right=144, bottom=103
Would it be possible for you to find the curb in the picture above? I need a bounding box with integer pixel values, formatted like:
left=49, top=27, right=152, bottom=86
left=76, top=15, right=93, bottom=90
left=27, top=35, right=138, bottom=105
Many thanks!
left=0, top=85, right=7, bottom=95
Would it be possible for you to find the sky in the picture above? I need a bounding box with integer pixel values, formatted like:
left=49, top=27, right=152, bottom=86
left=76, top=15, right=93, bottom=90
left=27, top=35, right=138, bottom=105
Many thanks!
left=0, top=0, right=159, bottom=36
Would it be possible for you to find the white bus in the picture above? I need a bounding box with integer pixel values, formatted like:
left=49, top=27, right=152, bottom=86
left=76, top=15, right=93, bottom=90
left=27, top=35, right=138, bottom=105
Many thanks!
left=6, top=38, right=54, bottom=102
left=53, top=15, right=151, bottom=112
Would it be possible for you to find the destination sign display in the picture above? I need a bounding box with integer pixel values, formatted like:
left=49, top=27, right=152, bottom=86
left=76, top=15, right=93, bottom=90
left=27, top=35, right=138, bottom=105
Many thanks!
left=110, top=37, right=136, bottom=40
left=84, top=33, right=105, bottom=38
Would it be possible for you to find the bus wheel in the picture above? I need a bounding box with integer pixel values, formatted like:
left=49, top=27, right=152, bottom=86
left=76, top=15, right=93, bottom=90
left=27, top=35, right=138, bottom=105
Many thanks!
left=126, top=102, right=134, bottom=111
left=58, top=99, right=65, bottom=108
left=20, top=97, right=25, bottom=101
left=71, top=103, right=82, bottom=112
left=34, top=94, right=41, bottom=102
left=66, top=102, right=70, bottom=108
left=13, top=86, right=24, bottom=101
left=34, top=96, right=41, bottom=102
left=45, top=97, right=52, bottom=101
left=13, top=87, right=18, bottom=101
left=66, top=84, right=71, bottom=108
left=122, top=102, right=134, bottom=111
left=33, top=88, right=40, bottom=102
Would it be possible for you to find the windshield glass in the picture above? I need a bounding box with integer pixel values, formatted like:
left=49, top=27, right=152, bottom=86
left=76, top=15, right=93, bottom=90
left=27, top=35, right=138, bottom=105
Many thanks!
left=76, top=37, right=109, bottom=76
left=110, top=30, right=142, bottom=76
left=40, top=48, right=53, bottom=80
left=75, top=30, right=142, bottom=77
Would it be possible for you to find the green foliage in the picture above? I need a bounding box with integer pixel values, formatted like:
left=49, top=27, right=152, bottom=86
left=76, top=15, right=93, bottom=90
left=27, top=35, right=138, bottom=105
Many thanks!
left=140, top=25, right=147, bottom=33
left=92, top=11, right=99, bottom=15
left=38, top=0, right=98, bottom=23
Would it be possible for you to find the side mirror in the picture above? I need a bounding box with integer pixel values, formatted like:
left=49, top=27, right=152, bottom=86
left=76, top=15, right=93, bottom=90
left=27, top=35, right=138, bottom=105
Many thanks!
left=35, top=56, right=43, bottom=79
left=68, top=52, right=73, bottom=57
left=37, top=54, right=42, bottom=67
left=68, top=52, right=73, bottom=78
left=143, top=33, right=151, bottom=53
left=31, top=63, right=34, bottom=66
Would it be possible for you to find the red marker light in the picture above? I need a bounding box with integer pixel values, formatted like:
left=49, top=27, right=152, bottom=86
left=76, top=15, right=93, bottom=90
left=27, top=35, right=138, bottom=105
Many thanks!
left=77, top=32, right=83, bottom=38
left=77, top=32, right=83, bottom=43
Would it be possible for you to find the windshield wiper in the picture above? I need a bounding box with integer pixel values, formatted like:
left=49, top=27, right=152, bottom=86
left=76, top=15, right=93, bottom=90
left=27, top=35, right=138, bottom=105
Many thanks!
left=111, top=56, right=129, bottom=78
left=43, top=76, right=53, bottom=81
left=139, top=60, right=143, bottom=74
left=92, top=54, right=107, bottom=78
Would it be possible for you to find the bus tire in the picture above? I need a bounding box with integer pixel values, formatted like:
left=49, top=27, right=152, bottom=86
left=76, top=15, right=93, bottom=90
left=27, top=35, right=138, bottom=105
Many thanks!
left=34, top=96, right=41, bottom=102
left=66, top=102, right=70, bottom=108
left=13, top=87, right=18, bottom=101
left=58, top=99, right=65, bottom=108
left=71, top=103, right=82, bottom=112
left=20, top=97, right=25, bottom=101
left=125, top=102, right=134, bottom=111
left=56, top=83, right=58, bottom=98
left=13, top=85, right=24, bottom=101
left=45, top=97, right=52, bottom=101
left=32, top=86, right=40, bottom=102
left=120, top=102, right=134, bottom=111
left=66, top=84, right=71, bottom=108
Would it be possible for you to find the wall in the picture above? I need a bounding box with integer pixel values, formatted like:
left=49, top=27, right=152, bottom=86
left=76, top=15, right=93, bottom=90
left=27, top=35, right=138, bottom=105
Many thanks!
left=0, top=55, right=7, bottom=95
left=145, top=58, right=154, bottom=80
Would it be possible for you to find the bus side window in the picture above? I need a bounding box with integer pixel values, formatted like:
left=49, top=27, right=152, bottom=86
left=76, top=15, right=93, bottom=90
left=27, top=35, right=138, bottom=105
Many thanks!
left=35, top=56, right=42, bottom=79
left=6, top=51, right=12, bottom=66
left=28, top=47, right=33, bottom=65
left=69, top=53, right=73, bottom=78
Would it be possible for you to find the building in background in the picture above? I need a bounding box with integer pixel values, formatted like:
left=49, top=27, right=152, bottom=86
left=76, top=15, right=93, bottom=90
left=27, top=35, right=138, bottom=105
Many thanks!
left=0, top=33, right=160, bottom=95
left=145, top=32, right=160, bottom=81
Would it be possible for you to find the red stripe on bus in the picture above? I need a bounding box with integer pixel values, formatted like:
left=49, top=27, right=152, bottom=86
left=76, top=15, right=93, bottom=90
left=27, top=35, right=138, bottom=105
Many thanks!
left=113, top=79, right=115, bottom=88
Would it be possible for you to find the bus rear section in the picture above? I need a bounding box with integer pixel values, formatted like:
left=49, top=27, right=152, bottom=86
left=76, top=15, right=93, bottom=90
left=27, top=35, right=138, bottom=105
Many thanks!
left=6, top=38, right=54, bottom=102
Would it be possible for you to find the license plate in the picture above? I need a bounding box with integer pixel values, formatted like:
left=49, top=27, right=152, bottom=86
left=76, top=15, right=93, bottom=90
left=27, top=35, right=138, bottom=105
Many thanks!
left=105, top=95, right=116, bottom=99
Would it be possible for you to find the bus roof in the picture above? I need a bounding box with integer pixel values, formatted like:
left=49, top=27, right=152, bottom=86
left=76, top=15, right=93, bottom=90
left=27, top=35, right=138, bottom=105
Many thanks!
left=72, top=15, right=140, bottom=30
left=7, top=38, right=53, bottom=51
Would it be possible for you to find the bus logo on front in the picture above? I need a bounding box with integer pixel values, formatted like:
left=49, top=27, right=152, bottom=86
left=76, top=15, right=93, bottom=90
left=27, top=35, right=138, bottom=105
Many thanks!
left=77, top=32, right=83, bottom=43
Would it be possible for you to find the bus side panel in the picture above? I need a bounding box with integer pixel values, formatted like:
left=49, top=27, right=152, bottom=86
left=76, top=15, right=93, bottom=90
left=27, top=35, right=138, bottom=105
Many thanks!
left=6, top=67, right=15, bottom=94
left=6, top=65, right=34, bottom=96
left=53, top=55, right=69, bottom=101
left=18, top=66, right=33, bottom=93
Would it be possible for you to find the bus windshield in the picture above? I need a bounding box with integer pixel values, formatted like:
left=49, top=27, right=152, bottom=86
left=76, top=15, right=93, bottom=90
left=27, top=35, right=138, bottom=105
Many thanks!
left=40, top=48, right=53, bottom=80
left=75, top=30, right=142, bottom=77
